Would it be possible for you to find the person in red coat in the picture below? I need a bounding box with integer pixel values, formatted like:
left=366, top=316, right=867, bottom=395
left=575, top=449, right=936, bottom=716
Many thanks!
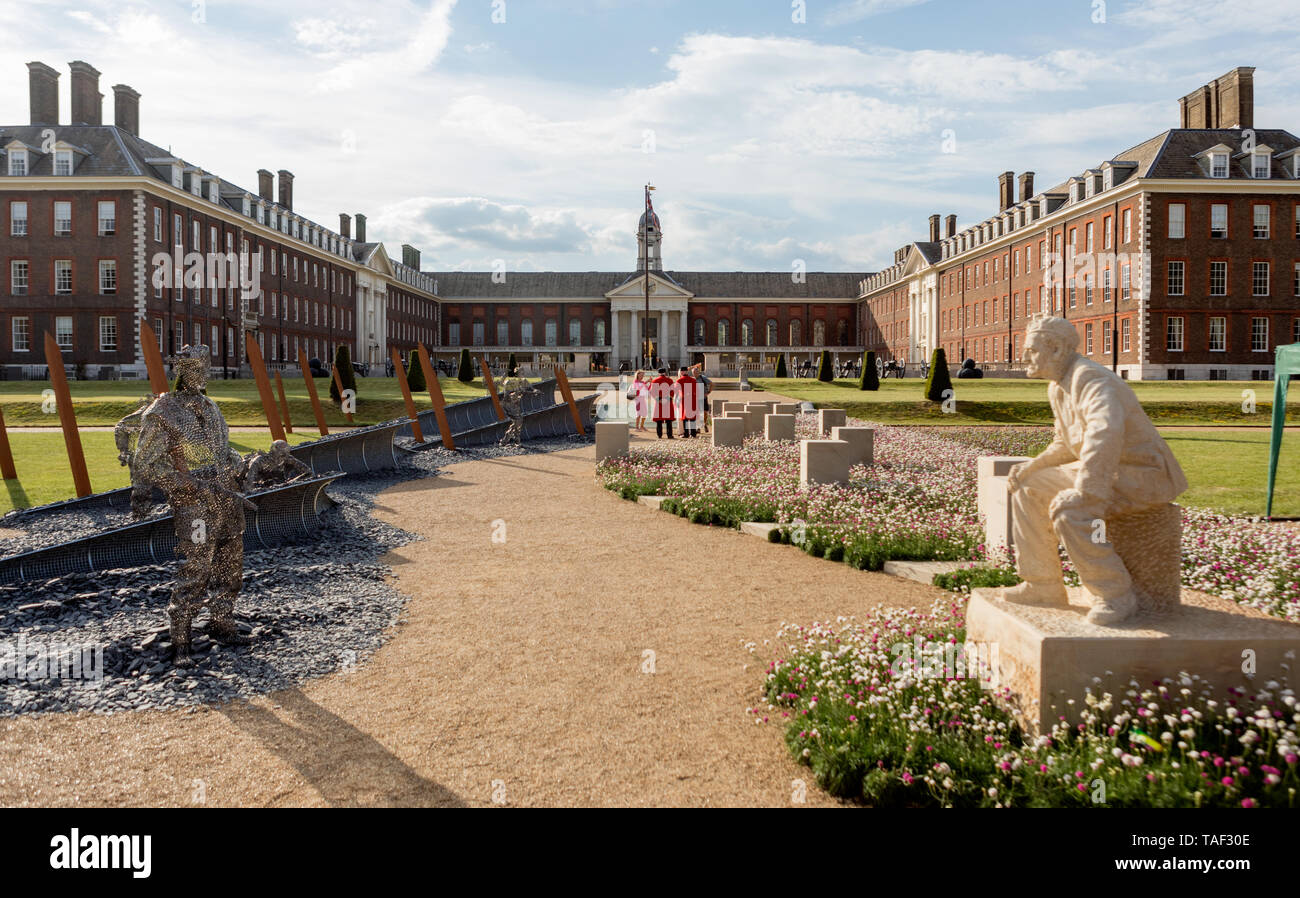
left=675, top=367, right=700, bottom=438
left=649, top=367, right=677, bottom=439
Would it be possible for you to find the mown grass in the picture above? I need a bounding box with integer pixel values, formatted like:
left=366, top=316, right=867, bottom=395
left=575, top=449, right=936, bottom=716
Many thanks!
left=0, top=375, right=493, bottom=427
left=749, top=377, right=1299, bottom=427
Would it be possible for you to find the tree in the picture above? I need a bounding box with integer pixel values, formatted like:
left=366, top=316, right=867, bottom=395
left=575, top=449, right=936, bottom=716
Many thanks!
left=816, top=349, right=833, bottom=382
left=330, top=344, right=357, bottom=404
left=457, top=347, right=474, bottom=383
left=859, top=351, right=879, bottom=391
left=923, top=347, right=953, bottom=403
left=406, top=348, right=426, bottom=391
left=775, top=354, right=788, bottom=378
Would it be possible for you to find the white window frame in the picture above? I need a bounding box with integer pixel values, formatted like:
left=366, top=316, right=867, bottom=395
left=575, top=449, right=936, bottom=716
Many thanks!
left=54, top=149, right=73, bottom=176
left=10, top=201, right=27, bottom=236
left=11, top=316, right=30, bottom=352
left=1167, top=261, right=1184, bottom=296
left=1167, top=203, right=1185, bottom=239
left=1252, top=152, right=1271, bottom=179
left=55, top=315, right=73, bottom=349
left=1208, top=317, right=1226, bottom=352
left=1251, top=317, right=1269, bottom=352
left=98, top=200, right=115, bottom=236
left=10, top=260, right=28, bottom=295
left=7, top=150, right=27, bottom=176
left=54, top=259, right=73, bottom=294
left=1210, top=204, right=1228, bottom=239
left=1166, top=316, right=1185, bottom=352
left=54, top=201, right=72, bottom=235
left=1210, top=261, right=1227, bottom=296
left=1253, top=261, right=1270, bottom=297
left=1253, top=204, right=1270, bottom=238
left=1210, top=153, right=1228, bottom=178
left=98, top=259, right=117, bottom=295
left=99, top=316, right=117, bottom=352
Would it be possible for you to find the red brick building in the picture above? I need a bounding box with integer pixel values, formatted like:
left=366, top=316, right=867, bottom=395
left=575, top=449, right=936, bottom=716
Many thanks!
left=860, top=67, right=1300, bottom=380
left=1, top=61, right=438, bottom=379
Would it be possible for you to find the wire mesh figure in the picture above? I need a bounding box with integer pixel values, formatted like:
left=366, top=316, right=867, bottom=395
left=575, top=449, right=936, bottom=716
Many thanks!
left=117, top=345, right=255, bottom=666
left=498, top=368, right=537, bottom=444
left=242, top=439, right=313, bottom=492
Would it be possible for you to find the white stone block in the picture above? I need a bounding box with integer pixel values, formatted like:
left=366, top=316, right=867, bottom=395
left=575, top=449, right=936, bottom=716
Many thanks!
left=817, top=408, right=847, bottom=434
left=595, top=421, right=629, bottom=462
left=831, top=426, right=874, bottom=466
left=773, top=402, right=800, bottom=416
left=800, top=439, right=850, bottom=487
left=976, top=455, right=1031, bottom=558
left=712, top=417, right=744, bottom=448
left=764, top=413, right=796, bottom=441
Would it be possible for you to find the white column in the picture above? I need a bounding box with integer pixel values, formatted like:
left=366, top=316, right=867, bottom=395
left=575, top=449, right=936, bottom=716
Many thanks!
left=610, top=311, right=620, bottom=368
left=658, top=309, right=666, bottom=364
left=679, top=307, right=688, bottom=360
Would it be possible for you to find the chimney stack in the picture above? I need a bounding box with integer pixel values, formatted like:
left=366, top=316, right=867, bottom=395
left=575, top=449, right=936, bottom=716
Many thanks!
left=928, top=214, right=940, bottom=243
left=27, top=62, right=59, bottom=126
left=257, top=169, right=274, bottom=202
left=944, top=214, right=957, bottom=239
left=339, top=213, right=352, bottom=239
left=354, top=214, right=367, bottom=242
left=401, top=244, right=421, bottom=270
left=277, top=169, right=294, bottom=211
left=1018, top=171, right=1035, bottom=204
left=68, top=60, right=102, bottom=125
left=112, top=84, right=140, bottom=136
left=1179, top=67, right=1255, bottom=129
left=997, top=171, right=1015, bottom=211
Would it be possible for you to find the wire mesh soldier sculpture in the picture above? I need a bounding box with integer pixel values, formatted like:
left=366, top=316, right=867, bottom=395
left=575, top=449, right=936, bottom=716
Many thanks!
left=498, top=367, right=537, bottom=444
left=116, top=346, right=255, bottom=666
left=242, top=439, right=313, bottom=492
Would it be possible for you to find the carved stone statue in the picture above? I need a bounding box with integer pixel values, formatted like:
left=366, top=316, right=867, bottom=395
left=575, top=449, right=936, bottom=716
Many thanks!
left=1002, top=317, right=1188, bottom=625
left=499, top=368, right=536, bottom=444
left=116, top=346, right=255, bottom=666
left=242, top=439, right=313, bottom=492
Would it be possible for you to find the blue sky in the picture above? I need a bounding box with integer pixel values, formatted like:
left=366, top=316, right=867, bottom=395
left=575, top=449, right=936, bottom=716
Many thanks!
left=3, top=0, right=1298, bottom=274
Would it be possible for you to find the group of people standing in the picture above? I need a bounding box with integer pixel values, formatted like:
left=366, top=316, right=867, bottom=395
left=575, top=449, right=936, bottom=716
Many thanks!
left=627, top=364, right=712, bottom=439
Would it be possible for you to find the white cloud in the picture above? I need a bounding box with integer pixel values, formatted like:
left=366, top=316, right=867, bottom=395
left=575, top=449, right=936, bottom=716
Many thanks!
left=824, top=0, right=932, bottom=26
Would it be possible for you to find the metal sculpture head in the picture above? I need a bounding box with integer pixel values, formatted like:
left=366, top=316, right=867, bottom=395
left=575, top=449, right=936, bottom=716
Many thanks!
left=169, top=344, right=211, bottom=393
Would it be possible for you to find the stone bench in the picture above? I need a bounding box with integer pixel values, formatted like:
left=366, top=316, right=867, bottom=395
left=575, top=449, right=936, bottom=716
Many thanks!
left=800, top=439, right=850, bottom=487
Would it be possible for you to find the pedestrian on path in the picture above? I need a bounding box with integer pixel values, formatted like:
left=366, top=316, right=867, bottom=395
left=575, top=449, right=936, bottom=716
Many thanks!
left=675, top=366, right=700, bottom=438
left=649, top=367, right=676, bottom=439
left=629, top=369, right=650, bottom=431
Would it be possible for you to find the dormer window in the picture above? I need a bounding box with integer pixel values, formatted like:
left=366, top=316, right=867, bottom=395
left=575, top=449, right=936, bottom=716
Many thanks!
left=8, top=149, right=27, bottom=176
left=208, top=181, right=219, bottom=203
left=256, top=203, right=265, bottom=224
left=1252, top=151, right=1271, bottom=179
left=1210, top=153, right=1228, bottom=178
left=171, top=166, right=182, bottom=188
left=54, top=150, right=73, bottom=176
left=241, top=196, right=251, bottom=217
left=1103, top=168, right=1113, bottom=191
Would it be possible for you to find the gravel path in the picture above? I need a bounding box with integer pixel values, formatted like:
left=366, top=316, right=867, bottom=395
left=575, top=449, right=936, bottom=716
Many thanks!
left=0, top=429, right=944, bottom=806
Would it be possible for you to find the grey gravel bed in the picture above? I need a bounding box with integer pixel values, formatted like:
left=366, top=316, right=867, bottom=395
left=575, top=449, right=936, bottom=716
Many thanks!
left=0, top=434, right=590, bottom=716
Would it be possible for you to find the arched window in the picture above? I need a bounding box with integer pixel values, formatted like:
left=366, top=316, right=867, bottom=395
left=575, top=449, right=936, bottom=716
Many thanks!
left=741, top=319, right=754, bottom=346
left=496, top=319, right=509, bottom=346
left=545, top=319, right=557, bottom=346
left=693, top=318, right=705, bottom=345
left=521, top=320, right=533, bottom=346
left=813, top=319, right=826, bottom=346
left=569, top=319, right=581, bottom=345
left=837, top=320, right=849, bottom=346
left=594, top=319, right=606, bottom=345
left=766, top=318, right=778, bottom=346
left=789, top=319, right=802, bottom=345
left=717, top=319, right=730, bottom=345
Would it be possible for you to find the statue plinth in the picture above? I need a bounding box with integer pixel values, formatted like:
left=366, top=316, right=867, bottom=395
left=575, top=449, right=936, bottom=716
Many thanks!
left=967, top=586, right=1300, bottom=734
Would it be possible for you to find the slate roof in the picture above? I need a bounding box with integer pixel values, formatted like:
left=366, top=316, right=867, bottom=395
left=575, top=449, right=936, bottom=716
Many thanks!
left=434, top=270, right=869, bottom=300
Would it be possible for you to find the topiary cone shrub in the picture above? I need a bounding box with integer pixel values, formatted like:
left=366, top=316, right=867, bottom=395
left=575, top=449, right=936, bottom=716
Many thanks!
left=816, top=349, right=833, bottom=382
left=508, top=352, right=518, bottom=372
left=457, top=347, right=474, bottom=383
left=775, top=354, right=788, bottom=378
left=859, top=350, right=879, bottom=391
left=330, top=344, right=357, bottom=404
left=406, top=348, right=426, bottom=391
left=923, top=347, right=953, bottom=402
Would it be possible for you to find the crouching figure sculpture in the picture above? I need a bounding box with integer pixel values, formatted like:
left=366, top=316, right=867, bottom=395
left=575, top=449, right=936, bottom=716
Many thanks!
left=1002, top=317, right=1188, bottom=626
left=115, top=345, right=256, bottom=665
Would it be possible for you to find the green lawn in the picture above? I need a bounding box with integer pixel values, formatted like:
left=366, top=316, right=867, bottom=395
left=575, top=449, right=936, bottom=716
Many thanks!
left=1159, top=428, right=1300, bottom=518
left=749, top=377, right=1299, bottom=426
left=0, top=375, right=492, bottom=427
left=0, top=431, right=318, bottom=514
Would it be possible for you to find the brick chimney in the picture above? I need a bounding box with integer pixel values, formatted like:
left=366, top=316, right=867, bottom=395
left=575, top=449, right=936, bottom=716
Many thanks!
left=68, top=60, right=102, bottom=125
left=277, top=169, right=294, bottom=211
left=257, top=169, right=274, bottom=202
left=354, top=214, right=367, bottom=242
left=339, top=213, right=352, bottom=239
left=1018, top=171, right=1035, bottom=204
left=1179, top=67, right=1255, bottom=129
left=27, top=62, right=59, bottom=126
left=112, top=84, right=140, bottom=136
left=944, top=214, right=956, bottom=238
left=928, top=214, right=940, bottom=243
left=997, top=171, right=1015, bottom=211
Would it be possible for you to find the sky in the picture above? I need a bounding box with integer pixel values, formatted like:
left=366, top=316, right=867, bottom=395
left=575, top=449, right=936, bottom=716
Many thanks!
left=3, top=0, right=1299, bottom=275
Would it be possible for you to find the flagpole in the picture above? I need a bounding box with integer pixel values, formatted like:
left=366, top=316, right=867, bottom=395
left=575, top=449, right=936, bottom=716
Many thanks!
left=644, top=184, right=651, bottom=369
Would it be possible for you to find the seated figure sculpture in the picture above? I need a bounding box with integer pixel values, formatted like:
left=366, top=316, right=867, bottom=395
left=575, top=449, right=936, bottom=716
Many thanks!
left=498, top=367, right=537, bottom=444
left=1003, top=317, right=1188, bottom=625
left=117, top=346, right=255, bottom=665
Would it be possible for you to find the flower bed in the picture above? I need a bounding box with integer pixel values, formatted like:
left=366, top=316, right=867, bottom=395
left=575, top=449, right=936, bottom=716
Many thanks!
left=750, top=601, right=1300, bottom=807
left=597, top=418, right=1300, bottom=621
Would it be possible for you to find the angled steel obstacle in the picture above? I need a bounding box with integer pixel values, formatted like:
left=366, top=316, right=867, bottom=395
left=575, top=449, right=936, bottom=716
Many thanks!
left=0, top=473, right=342, bottom=586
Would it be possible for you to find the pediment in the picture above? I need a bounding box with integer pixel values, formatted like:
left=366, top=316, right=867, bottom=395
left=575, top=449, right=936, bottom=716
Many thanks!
left=606, top=272, right=694, bottom=300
